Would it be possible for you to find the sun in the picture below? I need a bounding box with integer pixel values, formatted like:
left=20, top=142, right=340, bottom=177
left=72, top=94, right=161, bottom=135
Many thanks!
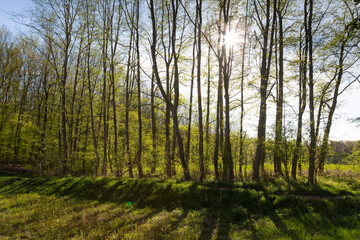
left=224, top=30, right=238, bottom=48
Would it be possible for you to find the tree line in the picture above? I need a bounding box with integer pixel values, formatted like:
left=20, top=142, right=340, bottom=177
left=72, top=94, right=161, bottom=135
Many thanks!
left=0, top=0, right=359, bottom=184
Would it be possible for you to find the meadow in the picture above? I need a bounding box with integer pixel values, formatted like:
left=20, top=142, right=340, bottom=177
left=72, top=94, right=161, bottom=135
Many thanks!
left=1, top=168, right=360, bottom=240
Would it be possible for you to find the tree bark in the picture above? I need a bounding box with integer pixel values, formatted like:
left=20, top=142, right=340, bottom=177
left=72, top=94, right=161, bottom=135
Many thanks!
left=308, top=0, right=316, bottom=185
left=150, top=71, right=157, bottom=174
left=213, top=8, right=223, bottom=180
left=196, top=0, right=205, bottom=181
left=318, top=35, right=347, bottom=173
left=274, top=6, right=284, bottom=176
left=86, top=1, right=100, bottom=177
left=292, top=7, right=308, bottom=179
left=135, top=0, right=143, bottom=178
left=253, top=0, right=277, bottom=181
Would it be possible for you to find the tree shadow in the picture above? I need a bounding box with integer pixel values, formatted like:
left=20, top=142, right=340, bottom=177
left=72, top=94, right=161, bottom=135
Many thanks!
left=2, top=176, right=360, bottom=239
left=198, top=207, right=218, bottom=240
left=269, top=213, right=301, bottom=240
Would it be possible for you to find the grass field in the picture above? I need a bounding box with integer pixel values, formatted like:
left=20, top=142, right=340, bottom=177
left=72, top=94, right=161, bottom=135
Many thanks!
left=1, top=175, right=360, bottom=239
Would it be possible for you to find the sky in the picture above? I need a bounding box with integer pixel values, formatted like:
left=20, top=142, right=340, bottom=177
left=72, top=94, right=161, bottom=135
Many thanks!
left=1, top=0, right=360, bottom=142
left=0, top=0, right=31, bottom=34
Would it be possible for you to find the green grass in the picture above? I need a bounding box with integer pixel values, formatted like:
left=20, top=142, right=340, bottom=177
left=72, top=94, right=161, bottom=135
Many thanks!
left=325, top=164, right=360, bottom=171
left=1, top=175, right=360, bottom=239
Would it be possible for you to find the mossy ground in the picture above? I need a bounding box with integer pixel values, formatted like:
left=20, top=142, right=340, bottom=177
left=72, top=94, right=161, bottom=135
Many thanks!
left=0, top=175, right=360, bottom=239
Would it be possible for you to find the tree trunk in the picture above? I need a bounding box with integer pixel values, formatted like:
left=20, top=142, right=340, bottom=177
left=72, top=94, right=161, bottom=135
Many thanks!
left=239, top=0, right=249, bottom=182
left=253, top=0, right=276, bottom=181
left=274, top=7, right=284, bottom=176
left=125, top=23, right=134, bottom=178
left=205, top=43, right=211, bottom=176
left=135, top=0, right=143, bottom=178
left=149, top=0, right=191, bottom=180
left=308, top=0, right=316, bottom=185
left=86, top=2, right=100, bottom=177
left=292, top=9, right=308, bottom=179
left=109, top=0, right=121, bottom=177
left=165, top=63, right=172, bottom=178
left=213, top=8, right=223, bottom=180
left=196, top=0, right=205, bottom=181
left=185, top=16, right=196, bottom=165
left=150, top=71, right=157, bottom=174
left=318, top=37, right=347, bottom=173
left=101, top=2, right=109, bottom=176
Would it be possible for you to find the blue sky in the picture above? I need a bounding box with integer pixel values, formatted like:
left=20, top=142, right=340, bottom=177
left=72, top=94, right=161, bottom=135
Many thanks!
left=1, top=0, right=360, bottom=141
left=0, top=0, right=31, bottom=33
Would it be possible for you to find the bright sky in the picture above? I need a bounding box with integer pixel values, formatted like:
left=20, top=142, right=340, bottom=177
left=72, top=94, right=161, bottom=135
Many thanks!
left=330, top=86, right=360, bottom=141
left=0, top=0, right=31, bottom=34
left=1, top=0, right=360, bottom=142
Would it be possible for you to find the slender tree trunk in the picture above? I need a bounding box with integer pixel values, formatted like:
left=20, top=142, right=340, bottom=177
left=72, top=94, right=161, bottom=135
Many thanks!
left=83, top=121, right=89, bottom=175
left=68, top=36, right=84, bottom=162
left=239, top=0, right=249, bottom=182
left=213, top=8, right=223, bottom=180
left=196, top=0, right=205, bottom=181
left=165, top=63, right=172, bottom=178
left=109, top=0, right=121, bottom=177
left=308, top=0, right=316, bottom=185
left=171, top=125, right=177, bottom=176
left=185, top=18, right=196, bottom=164
left=149, top=0, right=190, bottom=180
left=318, top=37, right=347, bottom=173
left=253, top=0, right=276, bottom=181
left=60, top=1, right=75, bottom=175
left=220, top=1, right=234, bottom=182
left=274, top=7, right=284, bottom=176
left=13, top=86, right=28, bottom=168
left=171, top=0, right=191, bottom=180
left=125, top=24, right=134, bottom=178
left=101, top=2, right=109, bottom=176
left=150, top=71, right=157, bottom=174
left=135, top=0, right=143, bottom=178
left=205, top=43, right=211, bottom=176
left=39, top=63, right=49, bottom=172
left=292, top=11, right=308, bottom=179
left=86, top=2, right=100, bottom=176
left=73, top=77, right=86, bottom=157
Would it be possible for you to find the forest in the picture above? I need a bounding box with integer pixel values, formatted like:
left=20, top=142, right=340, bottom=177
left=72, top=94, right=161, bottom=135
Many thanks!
left=1, top=0, right=359, bottom=182
left=0, top=0, right=360, bottom=238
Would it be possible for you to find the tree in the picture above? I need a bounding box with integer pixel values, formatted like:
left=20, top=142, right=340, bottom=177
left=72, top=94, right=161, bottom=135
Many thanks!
left=291, top=0, right=308, bottom=179
left=253, top=0, right=277, bottom=181
left=196, top=0, right=205, bottom=181
left=318, top=1, right=360, bottom=172
left=135, top=0, right=144, bottom=178
left=307, top=0, right=316, bottom=185
left=149, top=0, right=191, bottom=180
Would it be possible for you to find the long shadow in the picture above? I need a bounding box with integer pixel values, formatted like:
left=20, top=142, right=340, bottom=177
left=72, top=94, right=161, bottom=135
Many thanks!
left=45, top=205, right=163, bottom=239
left=269, top=213, right=301, bottom=240
left=198, top=208, right=218, bottom=240
left=2, top=177, right=48, bottom=193
left=165, top=208, right=189, bottom=235
left=2, top=176, right=360, bottom=239
left=215, top=209, right=231, bottom=240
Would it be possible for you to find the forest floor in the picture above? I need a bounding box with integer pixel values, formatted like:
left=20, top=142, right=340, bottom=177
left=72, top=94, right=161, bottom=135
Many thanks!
left=1, top=174, right=360, bottom=239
